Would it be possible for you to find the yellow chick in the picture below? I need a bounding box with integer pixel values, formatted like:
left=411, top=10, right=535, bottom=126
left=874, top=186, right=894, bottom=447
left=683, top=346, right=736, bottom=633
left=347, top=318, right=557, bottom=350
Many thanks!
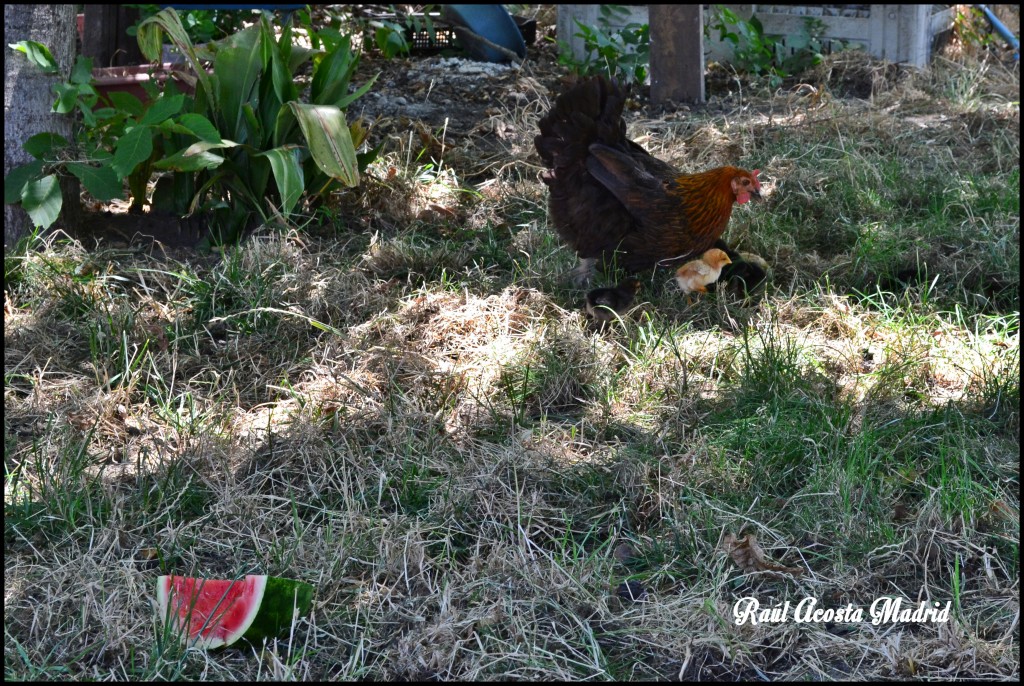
left=674, top=248, right=732, bottom=302
left=585, top=278, right=642, bottom=323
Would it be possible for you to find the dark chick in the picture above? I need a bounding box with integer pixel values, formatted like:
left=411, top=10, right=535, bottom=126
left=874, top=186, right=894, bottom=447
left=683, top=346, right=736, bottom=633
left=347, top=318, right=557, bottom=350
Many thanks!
left=712, top=251, right=771, bottom=296
left=585, top=278, right=642, bottom=322
left=535, top=75, right=762, bottom=285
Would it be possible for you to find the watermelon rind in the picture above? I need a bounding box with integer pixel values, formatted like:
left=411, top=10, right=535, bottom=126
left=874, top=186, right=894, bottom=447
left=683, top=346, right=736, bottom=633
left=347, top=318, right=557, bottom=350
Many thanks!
left=157, top=575, right=314, bottom=650
left=240, top=576, right=315, bottom=644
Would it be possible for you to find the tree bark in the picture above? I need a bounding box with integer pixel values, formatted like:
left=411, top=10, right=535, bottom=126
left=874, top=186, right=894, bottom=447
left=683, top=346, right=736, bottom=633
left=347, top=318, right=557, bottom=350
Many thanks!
left=4, top=4, right=79, bottom=247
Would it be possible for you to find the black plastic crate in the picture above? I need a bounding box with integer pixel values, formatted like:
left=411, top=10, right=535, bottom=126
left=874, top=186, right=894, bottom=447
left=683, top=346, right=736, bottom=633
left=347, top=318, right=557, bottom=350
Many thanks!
left=405, top=20, right=458, bottom=53
left=404, top=14, right=537, bottom=55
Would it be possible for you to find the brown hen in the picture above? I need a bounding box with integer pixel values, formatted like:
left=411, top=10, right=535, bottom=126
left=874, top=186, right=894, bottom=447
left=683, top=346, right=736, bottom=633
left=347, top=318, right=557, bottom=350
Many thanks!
left=535, top=75, right=762, bottom=285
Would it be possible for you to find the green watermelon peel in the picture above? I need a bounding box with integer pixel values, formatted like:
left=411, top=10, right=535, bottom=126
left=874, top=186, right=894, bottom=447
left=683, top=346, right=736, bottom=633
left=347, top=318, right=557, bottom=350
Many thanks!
left=157, top=574, right=314, bottom=649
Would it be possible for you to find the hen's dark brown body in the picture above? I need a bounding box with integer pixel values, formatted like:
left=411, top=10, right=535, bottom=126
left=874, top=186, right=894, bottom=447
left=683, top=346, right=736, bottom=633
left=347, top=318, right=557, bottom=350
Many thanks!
left=535, top=76, right=760, bottom=275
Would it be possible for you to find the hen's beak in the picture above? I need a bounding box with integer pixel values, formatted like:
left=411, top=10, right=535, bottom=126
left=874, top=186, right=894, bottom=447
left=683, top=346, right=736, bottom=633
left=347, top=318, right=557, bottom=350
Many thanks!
left=751, top=169, right=763, bottom=201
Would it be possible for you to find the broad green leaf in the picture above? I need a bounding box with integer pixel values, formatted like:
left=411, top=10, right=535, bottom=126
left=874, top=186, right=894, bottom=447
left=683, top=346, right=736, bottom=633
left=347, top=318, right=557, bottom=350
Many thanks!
left=107, top=91, right=145, bottom=117
left=9, top=40, right=58, bottom=73
left=269, top=33, right=297, bottom=104
left=181, top=139, right=239, bottom=156
left=273, top=101, right=299, bottom=148
left=259, top=63, right=286, bottom=147
left=332, top=73, right=379, bottom=112
left=241, top=102, right=262, bottom=148
left=221, top=22, right=262, bottom=53
left=275, top=20, right=294, bottom=79
left=156, top=119, right=198, bottom=136
left=257, top=146, right=304, bottom=216
left=4, top=161, right=45, bottom=205
left=177, top=113, right=222, bottom=143
left=258, top=17, right=274, bottom=66
left=287, top=44, right=316, bottom=74
left=70, top=55, right=94, bottom=85
left=20, top=175, right=62, bottom=229
left=288, top=103, right=358, bottom=186
left=75, top=83, right=99, bottom=107
left=112, top=126, right=154, bottom=178
left=23, top=133, right=69, bottom=160
left=153, top=149, right=225, bottom=172
left=153, top=139, right=236, bottom=171
left=136, top=9, right=213, bottom=109
left=311, top=35, right=356, bottom=106
left=214, top=44, right=263, bottom=141
left=52, top=83, right=81, bottom=114
left=140, top=93, right=185, bottom=125
left=66, top=163, right=122, bottom=201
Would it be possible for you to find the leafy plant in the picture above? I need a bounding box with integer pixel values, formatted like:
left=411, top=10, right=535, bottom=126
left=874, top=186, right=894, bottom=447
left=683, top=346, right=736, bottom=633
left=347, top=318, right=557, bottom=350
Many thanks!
left=558, top=5, right=650, bottom=85
left=706, top=6, right=860, bottom=87
left=952, top=6, right=1013, bottom=53
left=127, top=4, right=257, bottom=46
left=352, top=5, right=441, bottom=59
left=373, top=20, right=412, bottom=59
left=5, top=8, right=381, bottom=245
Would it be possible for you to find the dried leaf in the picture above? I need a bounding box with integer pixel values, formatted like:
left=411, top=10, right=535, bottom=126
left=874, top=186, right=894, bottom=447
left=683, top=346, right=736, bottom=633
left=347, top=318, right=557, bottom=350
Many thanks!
left=723, top=532, right=803, bottom=577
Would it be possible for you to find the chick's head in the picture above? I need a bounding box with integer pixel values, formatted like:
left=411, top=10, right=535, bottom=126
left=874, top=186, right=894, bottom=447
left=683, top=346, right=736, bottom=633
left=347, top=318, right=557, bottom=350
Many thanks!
left=702, top=248, right=733, bottom=269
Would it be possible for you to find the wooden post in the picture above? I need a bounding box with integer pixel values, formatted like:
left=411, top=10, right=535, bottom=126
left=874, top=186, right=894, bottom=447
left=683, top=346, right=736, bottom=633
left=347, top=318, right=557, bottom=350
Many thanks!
left=82, top=5, right=143, bottom=68
left=650, top=4, right=705, bottom=105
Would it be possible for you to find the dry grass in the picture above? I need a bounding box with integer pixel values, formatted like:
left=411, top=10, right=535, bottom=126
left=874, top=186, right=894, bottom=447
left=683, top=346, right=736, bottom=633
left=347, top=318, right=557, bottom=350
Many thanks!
left=5, top=31, right=1020, bottom=682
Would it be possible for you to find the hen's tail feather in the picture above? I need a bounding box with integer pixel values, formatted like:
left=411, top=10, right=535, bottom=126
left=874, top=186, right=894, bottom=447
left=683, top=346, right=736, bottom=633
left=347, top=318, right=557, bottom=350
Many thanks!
left=536, top=75, right=628, bottom=169
left=536, top=76, right=640, bottom=260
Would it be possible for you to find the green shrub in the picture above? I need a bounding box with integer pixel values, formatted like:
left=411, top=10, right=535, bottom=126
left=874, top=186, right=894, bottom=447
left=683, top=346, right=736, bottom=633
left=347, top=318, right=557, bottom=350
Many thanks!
left=128, top=4, right=256, bottom=45
left=558, top=5, right=650, bottom=85
left=706, top=6, right=861, bottom=87
left=5, top=8, right=381, bottom=245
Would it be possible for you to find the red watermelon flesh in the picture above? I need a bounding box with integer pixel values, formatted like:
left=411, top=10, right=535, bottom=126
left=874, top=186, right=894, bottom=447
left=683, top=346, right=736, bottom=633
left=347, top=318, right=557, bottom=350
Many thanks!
left=157, top=574, right=267, bottom=649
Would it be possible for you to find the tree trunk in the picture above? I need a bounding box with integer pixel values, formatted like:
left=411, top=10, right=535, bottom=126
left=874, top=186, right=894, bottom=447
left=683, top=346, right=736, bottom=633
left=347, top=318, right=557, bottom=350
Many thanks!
left=4, top=4, right=79, bottom=248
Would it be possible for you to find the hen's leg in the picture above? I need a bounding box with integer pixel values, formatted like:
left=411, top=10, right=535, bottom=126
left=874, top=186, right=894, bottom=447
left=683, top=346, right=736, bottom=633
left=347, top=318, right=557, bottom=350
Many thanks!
left=570, top=257, right=597, bottom=287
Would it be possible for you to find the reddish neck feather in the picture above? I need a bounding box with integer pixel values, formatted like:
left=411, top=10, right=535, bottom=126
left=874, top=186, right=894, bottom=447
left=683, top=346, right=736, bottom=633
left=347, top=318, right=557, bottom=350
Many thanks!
left=668, top=168, right=737, bottom=229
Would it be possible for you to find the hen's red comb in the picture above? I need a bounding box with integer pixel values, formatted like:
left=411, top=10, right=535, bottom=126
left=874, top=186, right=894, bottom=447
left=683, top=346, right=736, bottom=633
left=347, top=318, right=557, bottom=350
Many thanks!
left=752, top=169, right=761, bottom=189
